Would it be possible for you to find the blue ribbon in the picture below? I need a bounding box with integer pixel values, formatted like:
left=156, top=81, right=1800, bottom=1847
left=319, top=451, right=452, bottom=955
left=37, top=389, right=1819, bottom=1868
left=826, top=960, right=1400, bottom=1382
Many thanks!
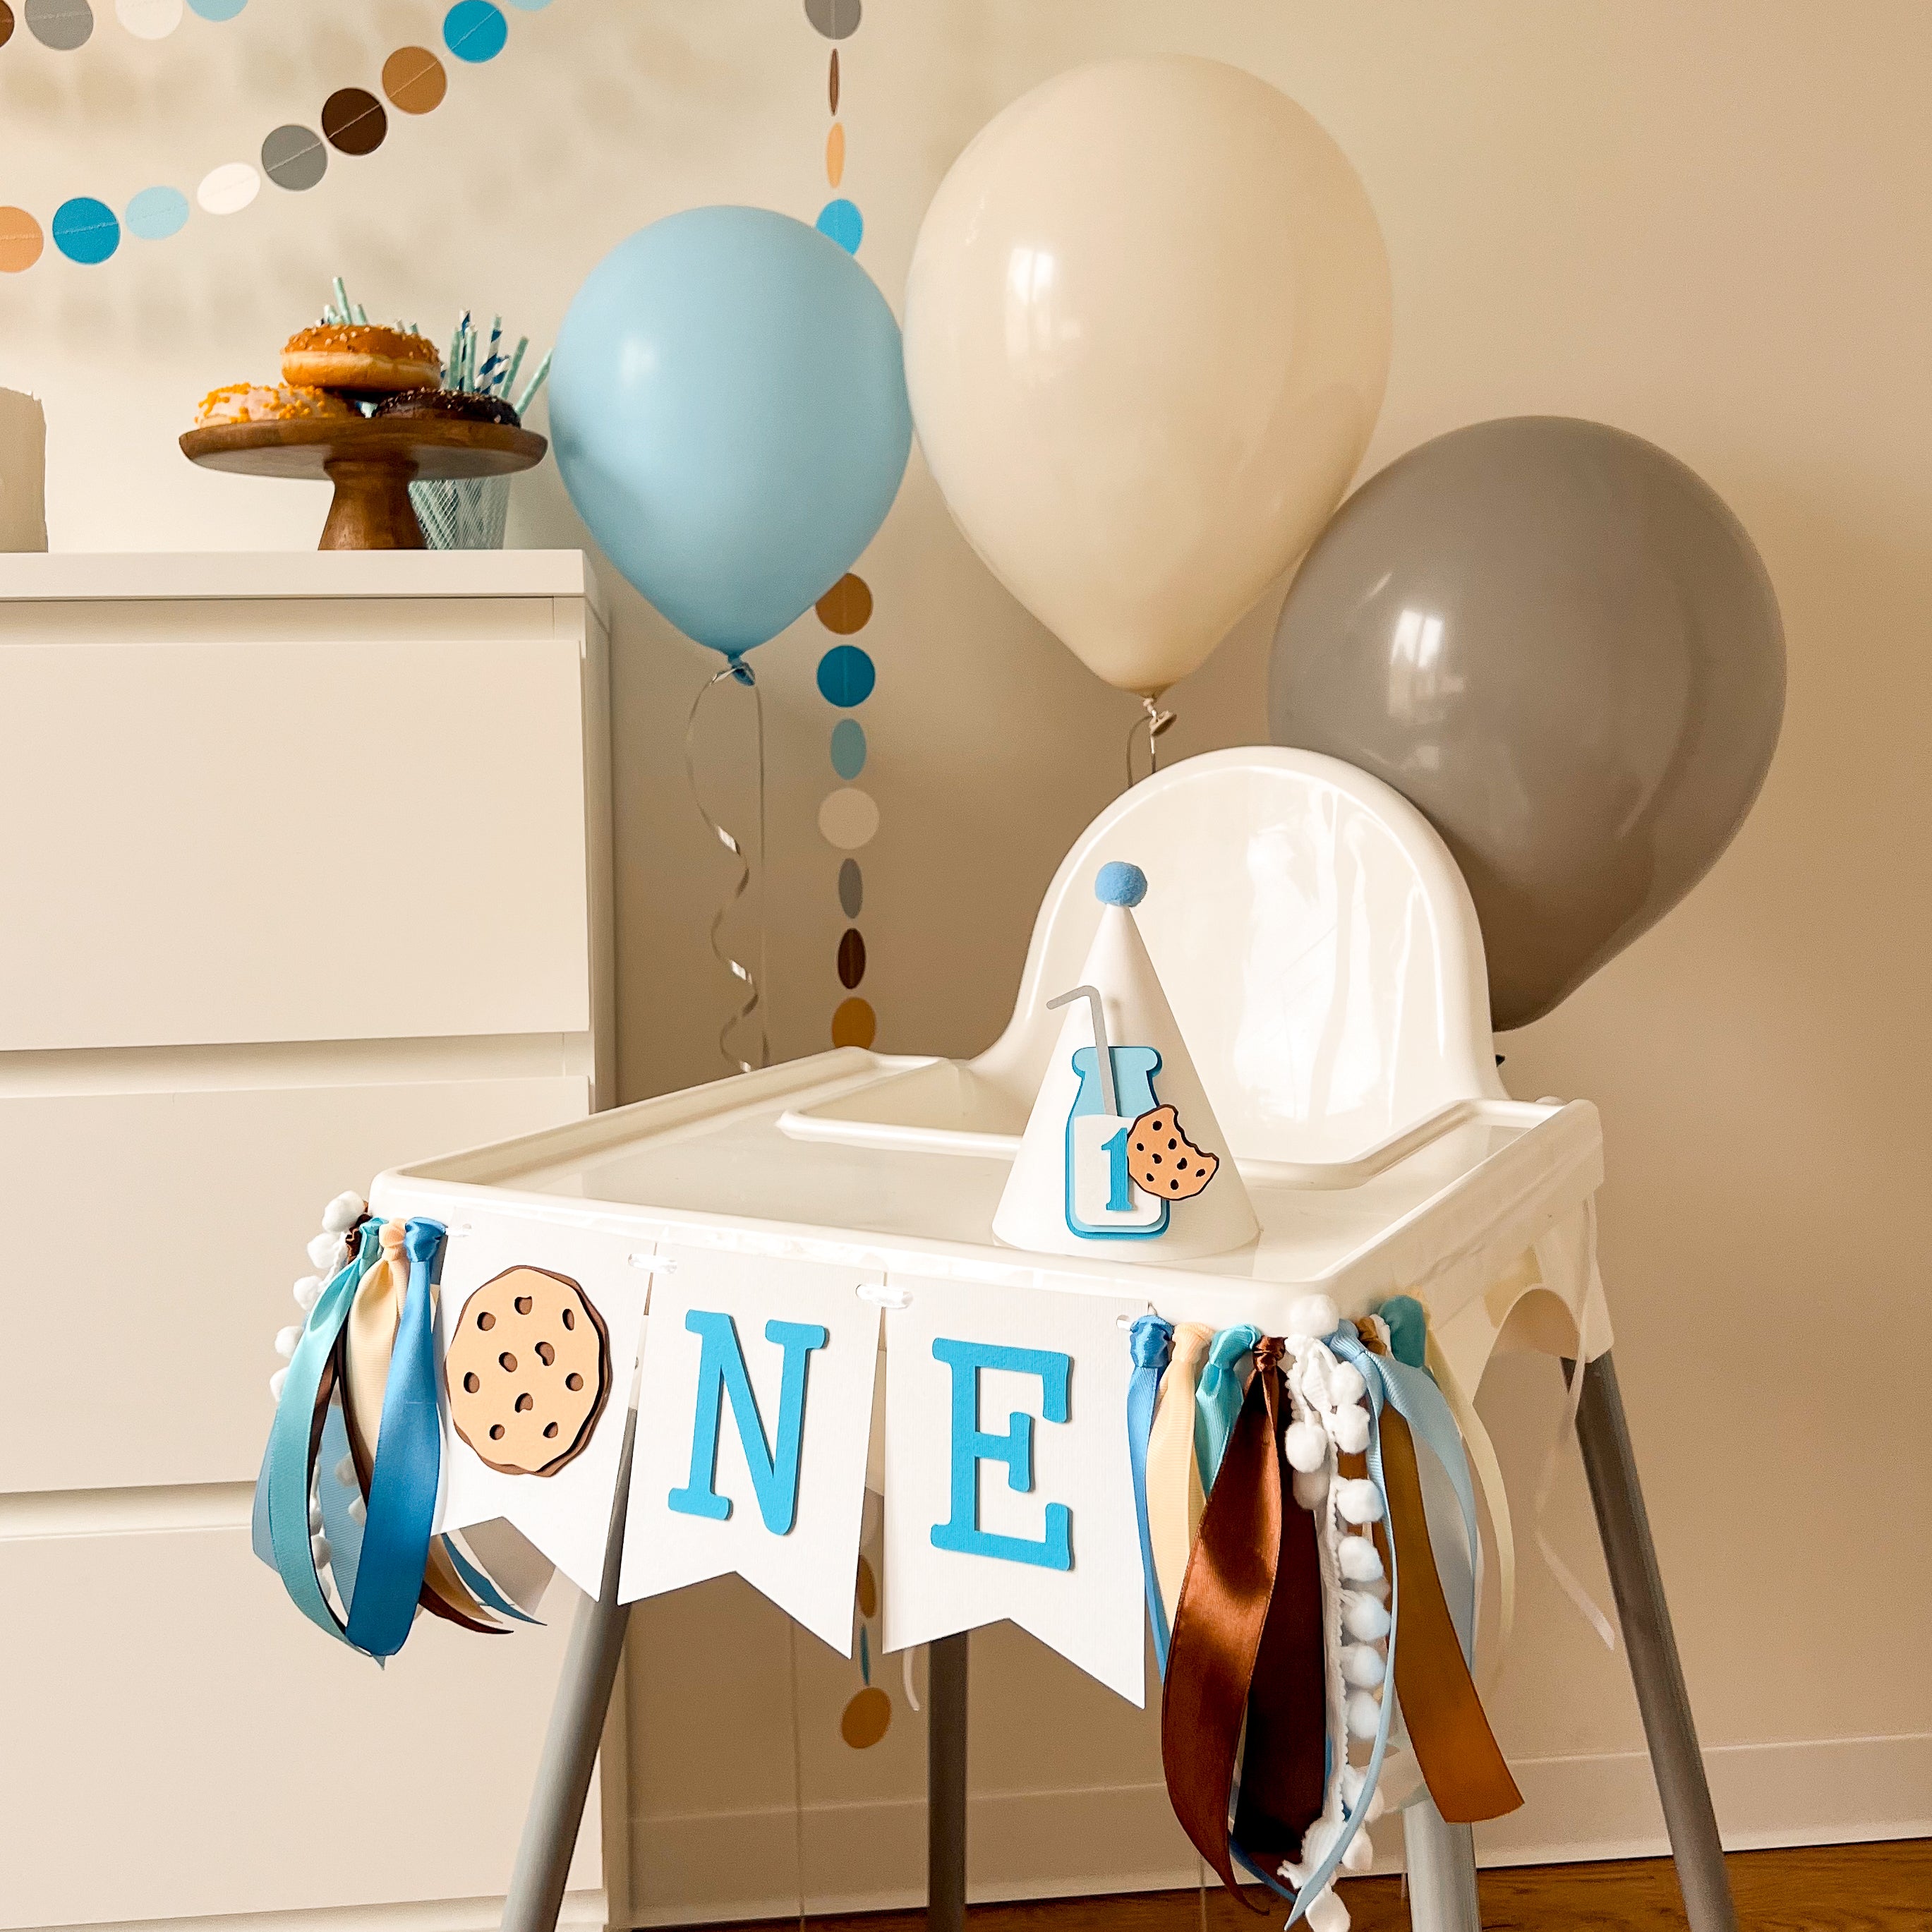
left=441, top=1533, right=543, bottom=1626
left=344, top=1218, right=448, bottom=1658
left=1125, top=1315, right=1174, bottom=1674
left=1195, top=1323, right=1260, bottom=1493
left=258, top=1222, right=381, bottom=1646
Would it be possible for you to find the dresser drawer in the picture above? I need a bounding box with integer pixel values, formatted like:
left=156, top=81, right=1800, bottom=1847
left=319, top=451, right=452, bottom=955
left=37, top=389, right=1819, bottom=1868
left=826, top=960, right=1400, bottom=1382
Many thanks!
left=0, top=1520, right=603, bottom=1928
left=0, top=624, right=593, bottom=1051
left=0, top=1073, right=591, bottom=1495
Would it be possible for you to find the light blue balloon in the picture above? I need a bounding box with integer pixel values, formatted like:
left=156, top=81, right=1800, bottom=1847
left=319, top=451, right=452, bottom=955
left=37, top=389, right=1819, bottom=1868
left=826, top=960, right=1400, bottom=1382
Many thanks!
left=550, top=205, right=911, bottom=659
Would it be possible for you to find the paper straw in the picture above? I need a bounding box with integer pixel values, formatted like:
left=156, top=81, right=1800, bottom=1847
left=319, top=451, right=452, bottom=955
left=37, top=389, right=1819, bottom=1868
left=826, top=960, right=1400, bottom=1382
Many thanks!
left=332, top=276, right=350, bottom=324
left=514, top=347, right=552, bottom=415
left=500, top=335, right=529, bottom=399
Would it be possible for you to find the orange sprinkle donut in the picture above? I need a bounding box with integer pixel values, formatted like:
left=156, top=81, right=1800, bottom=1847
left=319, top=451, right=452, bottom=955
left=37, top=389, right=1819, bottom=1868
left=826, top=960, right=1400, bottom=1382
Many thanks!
left=195, top=382, right=358, bottom=426
left=282, top=322, right=442, bottom=395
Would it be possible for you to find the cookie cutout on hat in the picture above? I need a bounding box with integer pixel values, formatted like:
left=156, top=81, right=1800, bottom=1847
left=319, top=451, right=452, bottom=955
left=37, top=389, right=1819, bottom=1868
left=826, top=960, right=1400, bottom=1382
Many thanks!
left=1128, top=1104, right=1219, bottom=1199
left=447, top=1266, right=610, bottom=1476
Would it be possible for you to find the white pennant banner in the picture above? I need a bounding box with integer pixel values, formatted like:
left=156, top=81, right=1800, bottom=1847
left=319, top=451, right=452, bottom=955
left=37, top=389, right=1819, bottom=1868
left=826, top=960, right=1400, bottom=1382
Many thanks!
left=433, top=1220, right=649, bottom=1600
left=620, top=1246, right=880, bottom=1653
left=881, top=1274, right=1147, bottom=1704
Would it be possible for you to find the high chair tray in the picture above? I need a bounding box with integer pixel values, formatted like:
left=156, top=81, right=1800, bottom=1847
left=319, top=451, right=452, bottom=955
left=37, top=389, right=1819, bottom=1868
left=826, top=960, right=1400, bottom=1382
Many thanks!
left=373, top=1048, right=1602, bottom=1332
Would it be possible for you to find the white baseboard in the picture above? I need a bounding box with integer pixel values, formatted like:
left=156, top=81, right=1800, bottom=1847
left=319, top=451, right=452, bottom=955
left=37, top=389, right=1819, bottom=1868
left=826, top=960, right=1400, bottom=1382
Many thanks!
left=627, top=1732, right=1932, bottom=1925
left=32, top=1893, right=610, bottom=1932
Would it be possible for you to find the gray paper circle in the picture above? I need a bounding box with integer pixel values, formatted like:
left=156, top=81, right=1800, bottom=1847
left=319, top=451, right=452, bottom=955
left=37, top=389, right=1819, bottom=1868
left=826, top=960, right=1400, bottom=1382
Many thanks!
left=804, top=0, right=860, bottom=40
left=262, top=124, right=327, bottom=192
left=26, top=0, right=92, bottom=49
left=837, top=858, right=863, bottom=919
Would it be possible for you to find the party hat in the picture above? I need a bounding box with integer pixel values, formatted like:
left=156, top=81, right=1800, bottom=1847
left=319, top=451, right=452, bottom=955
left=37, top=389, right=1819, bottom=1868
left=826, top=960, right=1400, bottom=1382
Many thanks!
left=994, top=862, right=1259, bottom=1260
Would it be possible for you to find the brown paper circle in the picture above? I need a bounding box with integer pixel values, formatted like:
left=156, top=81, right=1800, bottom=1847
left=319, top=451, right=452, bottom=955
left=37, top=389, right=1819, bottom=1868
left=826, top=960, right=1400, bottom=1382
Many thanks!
left=840, top=1686, right=890, bottom=1749
left=322, top=86, right=388, bottom=156
left=382, top=44, right=447, bottom=114
left=837, top=927, right=867, bottom=989
left=831, top=996, right=876, bottom=1049
left=0, top=6, right=15, bottom=50
left=0, top=206, right=44, bottom=273
left=816, top=572, right=873, bottom=634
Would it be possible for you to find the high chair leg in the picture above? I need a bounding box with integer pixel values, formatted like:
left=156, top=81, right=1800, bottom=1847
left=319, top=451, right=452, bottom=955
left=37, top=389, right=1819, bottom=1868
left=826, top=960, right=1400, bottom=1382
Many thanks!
left=502, top=1403, right=637, bottom=1932
left=928, top=1631, right=970, bottom=1932
left=1571, top=1353, right=1738, bottom=1932
left=1403, top=1795, right=1483, bottom=1931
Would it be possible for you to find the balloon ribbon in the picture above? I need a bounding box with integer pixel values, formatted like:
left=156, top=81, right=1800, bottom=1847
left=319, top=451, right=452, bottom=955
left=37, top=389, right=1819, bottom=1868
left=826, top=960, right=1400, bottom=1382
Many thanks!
left=684, top=657, right=770, bottom=1074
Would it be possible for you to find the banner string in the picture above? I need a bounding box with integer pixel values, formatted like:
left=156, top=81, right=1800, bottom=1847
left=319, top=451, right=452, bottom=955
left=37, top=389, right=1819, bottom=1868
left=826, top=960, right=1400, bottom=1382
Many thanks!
left=684, top=658, right=771, bottom=1073
left=1125, top=694, right=1176, bottom=789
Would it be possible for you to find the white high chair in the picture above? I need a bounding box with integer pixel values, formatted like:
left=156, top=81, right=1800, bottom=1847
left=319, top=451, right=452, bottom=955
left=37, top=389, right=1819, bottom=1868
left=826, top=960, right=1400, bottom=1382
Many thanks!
left=386, top=748, right=1734, bottom=1932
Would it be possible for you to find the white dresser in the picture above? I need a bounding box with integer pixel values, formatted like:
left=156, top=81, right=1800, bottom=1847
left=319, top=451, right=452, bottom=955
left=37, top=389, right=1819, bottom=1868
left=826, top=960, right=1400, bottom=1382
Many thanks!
left=0, top=553, right=621, bottom=1932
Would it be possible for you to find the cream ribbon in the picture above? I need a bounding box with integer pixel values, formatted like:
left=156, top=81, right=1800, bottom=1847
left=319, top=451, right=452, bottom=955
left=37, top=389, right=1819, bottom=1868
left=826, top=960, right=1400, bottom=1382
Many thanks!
left=1147, top=1321, right=1213, bottom=1637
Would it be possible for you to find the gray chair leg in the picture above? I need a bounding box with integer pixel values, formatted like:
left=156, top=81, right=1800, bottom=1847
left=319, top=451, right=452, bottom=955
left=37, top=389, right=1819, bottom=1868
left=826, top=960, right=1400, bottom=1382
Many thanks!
left=502, top=1403, right=638, bottom=1932
left=1572, top=1352, right=1738, bottom=1932
left=927, top=1631, right=970, bottom=1932
left=1403, top=1794, right=1483, bottom=1932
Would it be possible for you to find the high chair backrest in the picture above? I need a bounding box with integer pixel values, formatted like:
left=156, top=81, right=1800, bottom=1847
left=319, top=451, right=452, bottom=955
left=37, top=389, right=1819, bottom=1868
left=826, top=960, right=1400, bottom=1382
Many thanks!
left=971, top=747, right=1505, bottom=1164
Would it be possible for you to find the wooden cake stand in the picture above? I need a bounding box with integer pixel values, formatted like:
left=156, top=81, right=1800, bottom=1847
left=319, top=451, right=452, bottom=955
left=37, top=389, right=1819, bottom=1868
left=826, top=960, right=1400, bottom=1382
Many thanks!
left=179, top=417, right=549, bottom=550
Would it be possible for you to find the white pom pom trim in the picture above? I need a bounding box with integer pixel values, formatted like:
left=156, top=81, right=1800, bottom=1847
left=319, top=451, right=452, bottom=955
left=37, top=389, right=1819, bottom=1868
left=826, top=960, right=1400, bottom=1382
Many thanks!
left=1291, top=1467, right=1329, bottom=1512
left=1338, top=1535, right=1385, bottom=1582
left=1287, top=1294, right=1340, bottom=1339
left=1345, top=1689, right=1382, bottom=1740
left=1329, top=1362, right=1366, bottom=1405
left=268, top=1368, right=288, bottom=1401
left=1284, top=1419, right=1329, bottom=1473
left=1342, top=1590, right=1392, bottom=1641
left=320, top=1190, right=366, bottom=1233
left=1341, top=1826, right=1375, bottom=1874
left=310, top=1533, right=331, bottom=1569
left=1339, top=1642, right=1387, bottom=1689
left=1335, top=1477, right=1384, bottom=1525
left=274, top=1325, right=301, bottom=1360
left=347, top=1495, right=367, bottom=1525
left=306, top=1230, right=346, bottom=1273
left=334, top=1455, right=356, bottom=1487
left=293, top=1275, right=323, bottom=1312
left=1330, top=1403, right=1370, bottom=1454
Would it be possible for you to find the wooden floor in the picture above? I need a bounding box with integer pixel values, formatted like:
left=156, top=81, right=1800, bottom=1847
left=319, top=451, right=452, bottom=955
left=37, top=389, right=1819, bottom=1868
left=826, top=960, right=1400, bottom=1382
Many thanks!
left=701, top=1840, right=1929, bottom=1932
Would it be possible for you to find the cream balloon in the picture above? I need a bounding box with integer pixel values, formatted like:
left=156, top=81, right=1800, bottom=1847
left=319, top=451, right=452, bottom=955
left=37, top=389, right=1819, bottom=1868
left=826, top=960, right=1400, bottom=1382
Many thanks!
left=905, top=56, right=1392, bottom=696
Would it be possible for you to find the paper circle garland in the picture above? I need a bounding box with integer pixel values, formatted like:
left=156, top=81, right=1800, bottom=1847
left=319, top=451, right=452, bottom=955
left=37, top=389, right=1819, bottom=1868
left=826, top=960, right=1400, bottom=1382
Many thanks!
left=51, top=195, right=118, bottom=262
left=260, top=124, right=327, bottom=191
left=829, top=717, right=867, bottom=780
left=27, top=0, right=92, bottom=50
left=444, top=0, right=507, bottom=61
left=815, top=643, right=876, bottom=708
left=1, top=1, right=530, bottom=267
left=124, top=183, right=188, bottom=237
left=817, top=788, right=879, bottom=852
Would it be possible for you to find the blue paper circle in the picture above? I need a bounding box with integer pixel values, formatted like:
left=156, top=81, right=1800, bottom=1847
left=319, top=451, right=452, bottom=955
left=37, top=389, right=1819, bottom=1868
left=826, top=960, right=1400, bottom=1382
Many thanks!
left=186, top=0, right=246, bottom=17
left=124, top=185, right=188, bottom=241
left=443, top=0, right=506, bottom=60
left=52, top=197, right=119, bottom=264
left=551, top=207, right=910, bottom=658
left=816, top=644, right=876, bottom=708
left=829, top=717, right=867, bottom=780
left=815, top=197, right=863, bottom=255
left=507, top=0, right=550, bottom=8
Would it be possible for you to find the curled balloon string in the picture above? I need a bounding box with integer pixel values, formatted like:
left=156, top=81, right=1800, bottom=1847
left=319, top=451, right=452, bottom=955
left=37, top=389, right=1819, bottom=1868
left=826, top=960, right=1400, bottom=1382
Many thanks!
left=684, top=658, right=771, bottom=1074
left=1125, top=694, right=1177, bottom=790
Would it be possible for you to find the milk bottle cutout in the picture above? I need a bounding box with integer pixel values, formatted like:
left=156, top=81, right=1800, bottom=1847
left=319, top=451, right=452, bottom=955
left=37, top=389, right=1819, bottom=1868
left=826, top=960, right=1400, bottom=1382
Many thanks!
left=993, top=862, right=1259, bottom=1261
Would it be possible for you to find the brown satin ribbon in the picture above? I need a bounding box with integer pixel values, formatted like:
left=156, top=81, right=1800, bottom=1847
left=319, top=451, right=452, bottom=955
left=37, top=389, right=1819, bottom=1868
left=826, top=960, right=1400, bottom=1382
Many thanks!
left=1356, top=1324, right=1521, bottom=1824
left=1162, top=1337, right=1326, bottom=1903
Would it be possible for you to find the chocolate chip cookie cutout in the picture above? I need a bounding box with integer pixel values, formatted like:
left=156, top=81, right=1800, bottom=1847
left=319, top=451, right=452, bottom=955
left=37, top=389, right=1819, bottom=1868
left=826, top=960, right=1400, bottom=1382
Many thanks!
left=1128, top=1104, right=1220, bottom=1200
left=446, top=1266, right=610, bottom=1477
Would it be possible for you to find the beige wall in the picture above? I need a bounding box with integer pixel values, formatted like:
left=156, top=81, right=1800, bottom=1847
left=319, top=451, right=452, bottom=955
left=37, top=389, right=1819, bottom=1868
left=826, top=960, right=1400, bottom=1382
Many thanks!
left=5, top=0, right=1928, bottom=1917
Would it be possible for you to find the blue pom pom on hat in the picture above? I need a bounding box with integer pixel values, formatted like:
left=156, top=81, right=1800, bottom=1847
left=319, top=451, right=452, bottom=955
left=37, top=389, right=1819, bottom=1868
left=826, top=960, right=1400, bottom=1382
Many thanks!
left=1094, top=861, right=1147, bottom=907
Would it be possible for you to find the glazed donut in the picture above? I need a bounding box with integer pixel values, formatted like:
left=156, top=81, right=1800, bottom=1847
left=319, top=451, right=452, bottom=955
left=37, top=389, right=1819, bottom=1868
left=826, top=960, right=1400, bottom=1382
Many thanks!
left=282, top=322, right=442, bottom=395
left=373, top=387, right=521, bottom=428
left=195, top=382, right=358, bottom=426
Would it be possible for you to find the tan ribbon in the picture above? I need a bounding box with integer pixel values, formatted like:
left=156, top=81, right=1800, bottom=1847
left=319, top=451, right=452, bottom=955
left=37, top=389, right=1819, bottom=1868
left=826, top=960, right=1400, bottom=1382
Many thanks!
left=340, top=1221, right=502, bottom=1635
left=1356, top=1322, right=1521, bottom=1823
left=1147, top=1322, right=1212, bottom=1631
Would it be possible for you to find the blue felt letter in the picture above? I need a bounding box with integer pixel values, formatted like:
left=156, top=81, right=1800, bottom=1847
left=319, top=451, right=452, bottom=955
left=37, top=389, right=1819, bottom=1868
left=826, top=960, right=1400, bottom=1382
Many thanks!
left=669, top=1312, right=828, bottom=1535
left=929, top=1339, right=1073, bottom=1571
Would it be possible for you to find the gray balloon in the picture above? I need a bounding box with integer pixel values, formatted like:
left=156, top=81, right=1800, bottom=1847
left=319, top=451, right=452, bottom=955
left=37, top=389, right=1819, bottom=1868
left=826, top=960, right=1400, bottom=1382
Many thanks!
left=1268, top=416, right=1783, bottom=1031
